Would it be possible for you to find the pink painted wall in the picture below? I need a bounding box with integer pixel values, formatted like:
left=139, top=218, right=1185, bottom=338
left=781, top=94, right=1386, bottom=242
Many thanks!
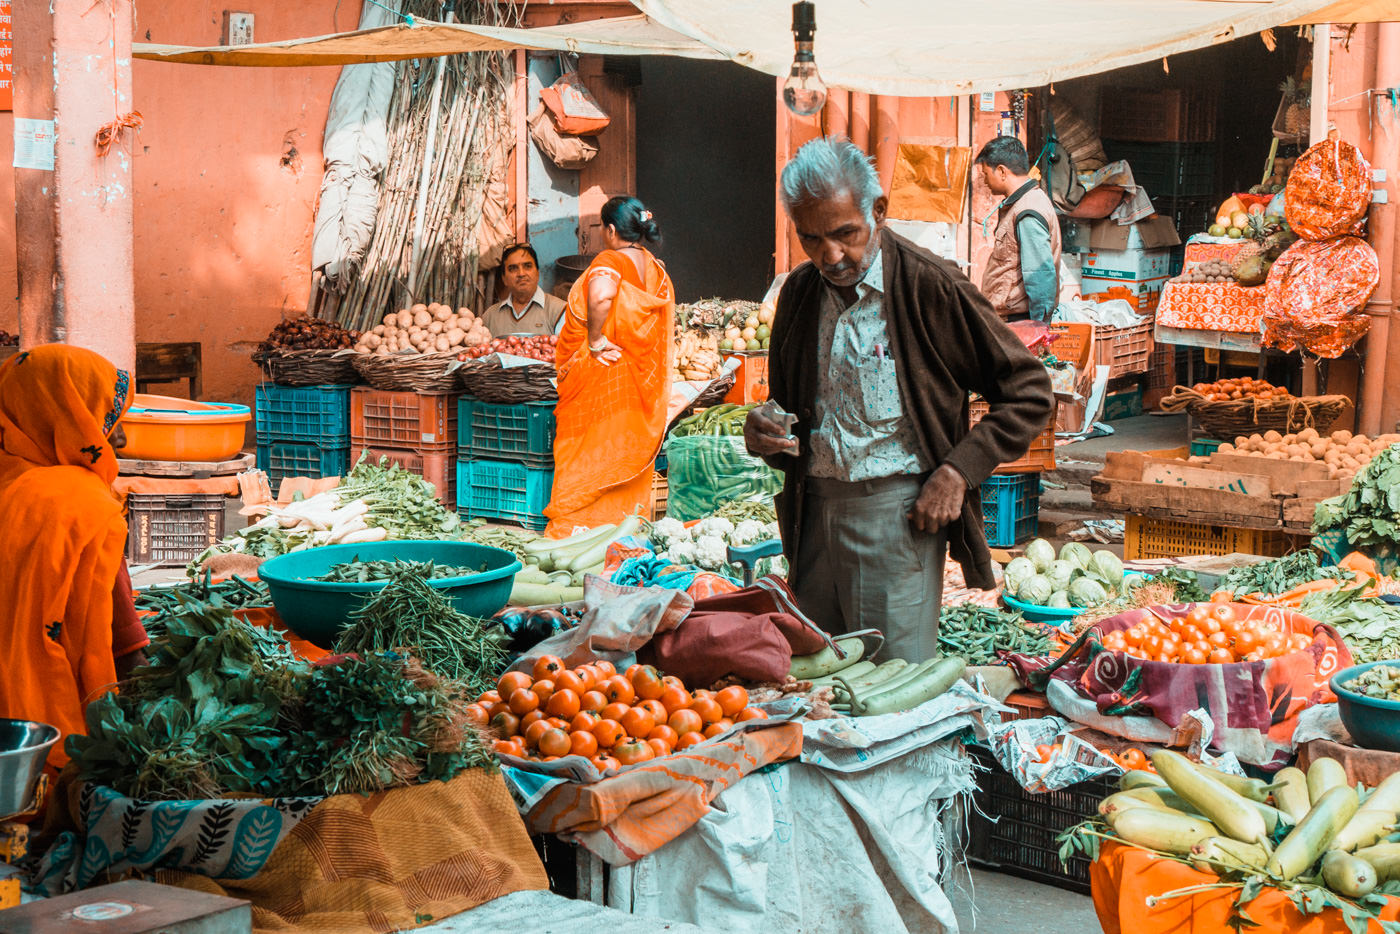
left=3, top=2, right=357, bottom=405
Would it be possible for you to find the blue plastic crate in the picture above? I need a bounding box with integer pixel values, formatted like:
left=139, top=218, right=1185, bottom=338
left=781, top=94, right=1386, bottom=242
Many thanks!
left=982, top=473, right=1040, bottom=548
left=457, top=397, right=556, bottom=466
left=255, top=383, right=352, bottom=446
left=457, top=458, right=553, bottom=532
left=256, top=441, right=351, bottom=494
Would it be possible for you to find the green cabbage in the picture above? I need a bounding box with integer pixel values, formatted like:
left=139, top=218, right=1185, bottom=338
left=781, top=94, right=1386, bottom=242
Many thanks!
left=1047, top=590, right=1072, bottom=609
left=1025, top=539, right=1056, bottom=573
left=1069, top=577, right=1110, bottom=607
left=1019, top=574, right=1054, bottom=606
left=1059, top=542, right=1092, bottom=569
left=1089, top=550, right=1124, bottom=586
left=1047, top=559, right=1078, bottom=591
left=1004, top=556, right=1037, bottom=595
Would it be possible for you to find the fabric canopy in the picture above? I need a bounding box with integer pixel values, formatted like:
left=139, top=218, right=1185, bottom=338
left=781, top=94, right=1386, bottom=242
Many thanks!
left=133, top=1, right=1398, bottom=95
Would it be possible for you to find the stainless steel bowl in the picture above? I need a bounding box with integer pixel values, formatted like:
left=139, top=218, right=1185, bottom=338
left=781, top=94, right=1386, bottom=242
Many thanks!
left=0, top=719, right=59, bottom=817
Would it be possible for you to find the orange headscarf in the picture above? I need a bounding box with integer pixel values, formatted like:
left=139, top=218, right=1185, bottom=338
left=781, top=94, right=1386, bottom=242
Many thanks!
left=0, top=345, right=133, bottom=769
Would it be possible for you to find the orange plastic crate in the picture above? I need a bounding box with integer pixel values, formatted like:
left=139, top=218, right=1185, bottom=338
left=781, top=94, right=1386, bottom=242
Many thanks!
left=350, top=445, right=456, bottom=508
left=351, top=388, right=458, bottom=452
left=1094, top=321, right=1154, bottom=379
left=969, top=399, right=1057, bottom=474
left=723, top=352, right=770, bottom=404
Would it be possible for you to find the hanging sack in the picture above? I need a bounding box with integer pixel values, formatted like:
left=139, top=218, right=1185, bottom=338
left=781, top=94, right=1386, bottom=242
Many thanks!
left=528, top=105, right=598, bottom=170
left=539, top=67, right=611, bottom=135
left=1042, top=101, right=1086, bottom=214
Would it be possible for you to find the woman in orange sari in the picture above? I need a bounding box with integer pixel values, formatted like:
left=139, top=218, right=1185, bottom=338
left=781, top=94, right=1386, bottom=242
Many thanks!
left=546, top=197, right=675, bottom=536
left=0, top=344, right=149, bottom=772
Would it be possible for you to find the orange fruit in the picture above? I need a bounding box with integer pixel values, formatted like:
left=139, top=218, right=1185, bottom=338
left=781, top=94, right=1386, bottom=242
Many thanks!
left=675, top=731, right=706, bottom=750
left=477, top=689, right=502, bottom=707
left=490, top=710, right=521, bottom=738
left=493, top=738, right=525, bottom=757
left=592, top=719, right=625, bottom=748
left=569, top=711, right=602, bottom=733
left=620, top=706, right=656, bottom=740
left=524, top=719, right=553, bottom=748
left=592, top=755, right=621, bottom=772
left=1207, top=647, right=1234, bottom=665
left=661, top=675, right=685, bottom=692
left=546, top=688, right=581, bottom=720
left=593, top=660, right=617, bottom=677
left=531, top=655, right=565, bottom=682
left=497, top=671, right=533, bottom=699
left=716, top=686, right=749, bottom=717
left=573, top=667, right=600, bottom=691
left=518, top=709, right=546, bottom=731
left=570, top=730, right=599, bottom=758
left=668, top=708, right=703, bottom=736
left=537, top=728, right=571, bottom=758
left=636, top=699, right=668, bottom=723
left=508, top=689, right=540, bottom=716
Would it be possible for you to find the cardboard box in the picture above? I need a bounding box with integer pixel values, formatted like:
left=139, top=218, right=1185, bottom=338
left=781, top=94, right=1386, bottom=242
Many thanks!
left=1079, top=278, right=1166, bottom=313
left=1082, top=248, right=1175, bottom=282
left=1089, top=215, right=1182, bottom=251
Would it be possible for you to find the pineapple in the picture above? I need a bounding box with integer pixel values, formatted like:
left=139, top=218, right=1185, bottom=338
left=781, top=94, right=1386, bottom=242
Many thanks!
left=1279, top=77, right=1310, bottom=136
left=1231, top=215, right=1271, bottom=286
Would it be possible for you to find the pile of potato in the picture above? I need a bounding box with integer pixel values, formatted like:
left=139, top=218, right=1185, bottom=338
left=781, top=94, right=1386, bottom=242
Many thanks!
left=1219, top=428, right=1400, bottom=479
left=354, top=303, right=493, bottom=356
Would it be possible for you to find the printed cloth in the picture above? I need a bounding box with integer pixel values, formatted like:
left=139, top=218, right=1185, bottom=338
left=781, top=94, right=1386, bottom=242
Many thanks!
left=1091, top=840, right=1400, bottom=933
left=809, top=248, right=929, bottom=482
left=1155, top=280, right=1267, bottom=333
left=1285, top=139, right=1372, bottom=242
left=1262, top=236, right=1380, bottom=358
left=0, top=345, right=134, bottom=772
left=1008, top=604, right=1351, bottom=769
left=37, top=770, right=548, bottom=933
left=1183, top=238, right=1247, bottom=265
left=546, top=249, right=674, bottom=537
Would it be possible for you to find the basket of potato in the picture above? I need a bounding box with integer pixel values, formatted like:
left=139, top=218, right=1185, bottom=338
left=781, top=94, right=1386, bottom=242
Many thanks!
left=351, top=303, right=493, bottom=392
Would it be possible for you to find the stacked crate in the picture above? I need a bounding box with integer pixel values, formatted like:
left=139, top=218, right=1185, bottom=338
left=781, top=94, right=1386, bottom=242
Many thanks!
left=350, top=389, right=458, bottom=508
left=971, top=400, right=1055, bottom=548
left=456, top=397, right=556, bottom=531
left=254, top=383, right=352, bottom=495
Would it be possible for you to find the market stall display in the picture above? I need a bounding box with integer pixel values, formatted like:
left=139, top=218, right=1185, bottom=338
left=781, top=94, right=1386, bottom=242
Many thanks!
left=353, top=303, right=491, bottom=355
left=252, top=316, right=362, bottom=386
left=1159, top=385, right=1349, bottom=442
left=1002, top=539, right=1127, bottom=611
left=1219, top=429, right=1399, bottom=480
left=1312, top=444, right=1400, bottom=571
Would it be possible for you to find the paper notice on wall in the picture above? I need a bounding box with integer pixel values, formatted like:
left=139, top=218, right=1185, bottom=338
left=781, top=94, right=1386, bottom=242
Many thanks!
left=13, top=119, right=54, bottom=171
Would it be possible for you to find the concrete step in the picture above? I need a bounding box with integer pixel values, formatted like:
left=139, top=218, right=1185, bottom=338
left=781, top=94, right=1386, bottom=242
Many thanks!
left=1044, top=457, right=1103, bottom=491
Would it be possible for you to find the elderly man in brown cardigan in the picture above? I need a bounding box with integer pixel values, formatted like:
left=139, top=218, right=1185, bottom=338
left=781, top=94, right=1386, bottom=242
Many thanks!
left=744, top=136, right=1054, bottom=662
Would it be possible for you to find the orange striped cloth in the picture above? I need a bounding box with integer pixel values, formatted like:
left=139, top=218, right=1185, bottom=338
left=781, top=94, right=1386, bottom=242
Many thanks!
left=525, top=721, right=802, bottom=866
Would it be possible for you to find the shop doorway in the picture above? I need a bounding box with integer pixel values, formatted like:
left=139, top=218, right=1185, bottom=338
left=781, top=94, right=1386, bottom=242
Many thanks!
left=635, top=59, right=777, bottom=303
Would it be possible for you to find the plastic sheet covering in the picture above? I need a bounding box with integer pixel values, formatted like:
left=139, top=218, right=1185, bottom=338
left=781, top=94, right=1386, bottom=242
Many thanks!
left=1284, top=139, right=1372, bottom=242
left=1262, top=236, right=1380, bottom=358
left=604, top=740, right=975, bottom=934
left=311, top=1, right=399, bottom=282
left=429, top=889, right=720, bottom=934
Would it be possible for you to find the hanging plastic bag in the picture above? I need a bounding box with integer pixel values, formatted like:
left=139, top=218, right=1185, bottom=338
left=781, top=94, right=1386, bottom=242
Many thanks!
left=539, top=68, right=611, bottom=136
left=1285, top=139, right=1371, bottom=241
left=528, top=105, right=598, bottom=170
left=1262, top=236, right=1379, bottom=358
left=664, top=435, right=783, bottom=521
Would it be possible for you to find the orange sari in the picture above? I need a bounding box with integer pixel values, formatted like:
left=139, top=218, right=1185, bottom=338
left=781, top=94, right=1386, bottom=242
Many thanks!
left=0, top=345, right=133, bottom=770
left=545, top=249, right=674, bottom=536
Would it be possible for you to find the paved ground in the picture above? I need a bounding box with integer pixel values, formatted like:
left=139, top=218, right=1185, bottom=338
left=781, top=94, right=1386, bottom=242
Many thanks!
left=1059, top=412, right=1189, bottom=460
left=952, top=868, right=1101, bottom=933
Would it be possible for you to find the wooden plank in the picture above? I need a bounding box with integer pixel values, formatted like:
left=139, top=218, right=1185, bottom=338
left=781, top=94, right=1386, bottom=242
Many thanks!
left=1207, top=452, right=1332, bottom=487
left=1154, top=323, right=1262, bottom=353
left=1297, top=478, right=1351, bottom=499
left=1141, top=462, right=1275, bottom=497
left=1092, top=476, right=1282, bottom=524
left=118, top=453, right=254, bottom=478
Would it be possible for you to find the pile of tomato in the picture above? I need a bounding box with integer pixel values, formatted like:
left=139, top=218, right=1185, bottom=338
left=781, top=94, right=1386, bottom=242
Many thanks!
left=1189, top=376, right=1292, bottom=402
left=1098, top=601, right=1311, bottom=665
left=458, top=334, right=558, bottom=363
left=467, top=656, right=768, bottom=770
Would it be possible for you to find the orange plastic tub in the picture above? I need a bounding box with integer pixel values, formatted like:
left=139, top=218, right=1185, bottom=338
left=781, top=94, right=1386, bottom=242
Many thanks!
left=120, top=394, right=251, bottom=462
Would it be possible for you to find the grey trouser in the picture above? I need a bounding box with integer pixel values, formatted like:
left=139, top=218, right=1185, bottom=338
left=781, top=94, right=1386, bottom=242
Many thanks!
left=791, top=474, right=947, bottom=663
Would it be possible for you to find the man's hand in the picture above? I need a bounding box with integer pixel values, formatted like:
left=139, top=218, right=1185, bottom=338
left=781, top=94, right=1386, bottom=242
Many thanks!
left=744, top=405, right=799, bottom=457
left=909, top=464, right=967, bottom=534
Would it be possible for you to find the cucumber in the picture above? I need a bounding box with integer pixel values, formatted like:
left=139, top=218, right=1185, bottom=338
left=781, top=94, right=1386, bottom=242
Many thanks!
left=1307, top=758, right=1348, bottom=805
left=1322, top=849, right=1377, bottom=897
left=1128, top=786, right=1287, bottom=834
left=1152, top=750, right=1269, bottom=845
left=1331, top=772, right=1400, bottom=852
left=1354, top=842, right=1400, bottom=882
left=837, top=659, right=933, bottom=702
left=1099, top=789, right=1203, bottom=821
left=844, top=657, right=965, bottom=717
left=567, top=516, right=643, bottom=572
left=508, top=582, right=585, bottom=607
left=1271, top=767, right=1312, bottom=823
left=523, top=522, right=615, bottom=555
left=789, top=637, right=866, bottom=679
left=810, top=660, right=878, bottom=687
left=1106, top=807, right=1217, bottom=856
left=1267, top=785, right=1359, bottom=880
left=1190, top=836, right=1268, bottom=874
left=1190, top=762, right=1273, bottom=803
left=1119, top=770, right=1167, bottom=792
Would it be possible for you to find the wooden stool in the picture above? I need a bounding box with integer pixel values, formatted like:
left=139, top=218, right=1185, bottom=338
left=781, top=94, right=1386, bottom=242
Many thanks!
left=136, top=341, right=202, bottom=399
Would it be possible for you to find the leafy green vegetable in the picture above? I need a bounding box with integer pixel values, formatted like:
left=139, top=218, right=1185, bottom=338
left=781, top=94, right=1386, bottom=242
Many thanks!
left=1138, top=566, right=1211, bottom=603
left=336, top=456, right=462, bottom=540
left=1314, top=443, right=1400, bottom=548
left=1220, top=551, right=1354, bottom=597
left=316, top=558, right=486, bottom=583
left=1300, top=587, right=1400, bottom=664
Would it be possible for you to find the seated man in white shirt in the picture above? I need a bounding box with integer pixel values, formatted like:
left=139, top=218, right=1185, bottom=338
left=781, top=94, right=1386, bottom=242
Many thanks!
left=482, top=243, right=567, bottom=337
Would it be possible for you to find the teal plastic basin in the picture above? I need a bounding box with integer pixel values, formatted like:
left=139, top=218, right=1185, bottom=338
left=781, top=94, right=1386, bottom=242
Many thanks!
left=258, top=540, right=522, bottom=649
left=1000, top=590, right=1081, bottom=624
left=1331, top=660, right=1400, bottom=753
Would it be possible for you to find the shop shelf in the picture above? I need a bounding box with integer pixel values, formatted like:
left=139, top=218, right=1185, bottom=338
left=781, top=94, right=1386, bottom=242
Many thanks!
left=1125, top=513, right=1291, bottom=561
left=456, top=458, right=553, bottom=531
left=351, top=388, right=458, bottom=452
left=125, top=492, right=226, bottom=565
left=254, top=383, right=352, bottom=446
left=970, top=400, right=1057, bottom=474
left=1103, top=139, right=1218, bottom=199
left=351, top=445, right=456, bottom=509
left=981, top=473, right=1040, bottom=548
left=966, top=744, right=1115, bottom=895
left=256, top=442, right=351, bottom=494
left=456, top=397, right=556, bottom=466
left=1099, top=87, right=1217, bottom=143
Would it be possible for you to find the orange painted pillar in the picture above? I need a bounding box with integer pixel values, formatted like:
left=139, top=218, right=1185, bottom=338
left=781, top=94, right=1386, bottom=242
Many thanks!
left=12, top=0, right=135, bottom=372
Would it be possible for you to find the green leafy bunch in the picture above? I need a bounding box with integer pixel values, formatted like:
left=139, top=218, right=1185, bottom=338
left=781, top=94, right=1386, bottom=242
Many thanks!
left=1327, top=443, right=1400, bottom=549
left=1220, top=551, right=1354, bottom=598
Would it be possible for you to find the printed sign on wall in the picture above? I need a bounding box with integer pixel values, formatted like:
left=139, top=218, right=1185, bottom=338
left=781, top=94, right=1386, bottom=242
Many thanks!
left=0, top=1, right=12, bottom=112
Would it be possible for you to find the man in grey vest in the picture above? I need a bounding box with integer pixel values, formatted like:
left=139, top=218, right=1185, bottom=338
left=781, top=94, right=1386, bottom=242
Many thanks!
left=975, top=137, right=1061, bottom=323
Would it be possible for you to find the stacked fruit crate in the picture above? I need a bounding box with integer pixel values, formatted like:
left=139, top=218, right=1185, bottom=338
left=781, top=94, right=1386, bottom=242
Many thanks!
left=350, top=388, right=459, bottom=508
left=254, top=383, right=353, bottom=495
left=456, top=397, right=556, bottom=531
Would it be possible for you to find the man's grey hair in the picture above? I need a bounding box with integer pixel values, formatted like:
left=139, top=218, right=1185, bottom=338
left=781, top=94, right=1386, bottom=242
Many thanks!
left=779, top=137, right=883, bottom=224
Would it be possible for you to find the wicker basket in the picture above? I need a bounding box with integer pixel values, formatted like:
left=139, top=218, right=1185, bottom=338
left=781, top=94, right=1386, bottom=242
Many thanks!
left=352, top=352, right=462, bottom=393
left=457, top=358, right=558, bottom=404
left=1159, top=388, right=1350, bottom=440
left=252, top=349, right=362, bottom=387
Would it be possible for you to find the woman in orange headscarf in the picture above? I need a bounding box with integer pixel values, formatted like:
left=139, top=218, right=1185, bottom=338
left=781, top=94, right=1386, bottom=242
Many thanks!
left=545, top=197, right=675, bottom=536
left=0, top=344, right=149, bottom=771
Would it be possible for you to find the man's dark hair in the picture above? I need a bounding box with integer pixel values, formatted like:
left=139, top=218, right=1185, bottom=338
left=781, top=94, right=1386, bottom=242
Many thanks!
left=501, top=243, right=540, bottom=268
left=974, top=136, right=1030, bottom=175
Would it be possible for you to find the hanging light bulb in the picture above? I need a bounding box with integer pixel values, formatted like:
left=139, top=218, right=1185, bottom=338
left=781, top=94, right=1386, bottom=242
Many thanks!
left=782, top=2, right=826, bottom=117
